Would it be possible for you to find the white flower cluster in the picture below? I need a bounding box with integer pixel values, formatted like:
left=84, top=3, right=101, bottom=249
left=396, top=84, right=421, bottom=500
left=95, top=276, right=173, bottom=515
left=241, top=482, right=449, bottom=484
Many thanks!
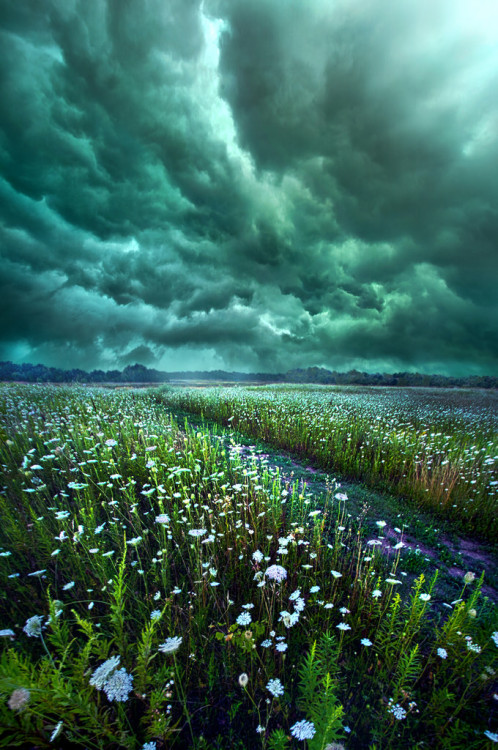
left=264, top=565, right=287, bottom=582
left=89, top=656, right=133, bottom=702
left=23, top=615, right=44, bottom=638
left=266, top=678, right=284, bottom=697
left=387, top=701, right=407, bottom=720
left=290, top=719, right=316, bottom=740
left=158, top=636, right=183, bottom=654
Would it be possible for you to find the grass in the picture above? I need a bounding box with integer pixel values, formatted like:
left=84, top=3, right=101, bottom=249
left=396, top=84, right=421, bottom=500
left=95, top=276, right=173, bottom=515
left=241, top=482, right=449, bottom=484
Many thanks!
left=0, top=383, right=497, bottom=749
left=155, top=384, right=498, bottom=542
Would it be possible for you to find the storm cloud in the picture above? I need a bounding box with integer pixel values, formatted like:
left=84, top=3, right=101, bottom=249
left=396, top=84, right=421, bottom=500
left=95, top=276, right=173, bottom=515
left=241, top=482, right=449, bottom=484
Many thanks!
left=1, top=0, right=497, bottom=374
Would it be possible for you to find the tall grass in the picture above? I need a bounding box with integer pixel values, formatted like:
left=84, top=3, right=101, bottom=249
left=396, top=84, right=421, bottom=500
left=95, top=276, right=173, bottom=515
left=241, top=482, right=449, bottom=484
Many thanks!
left=156, top=385, right=498, bottom=541
left=0, top=384, right=496, bottom=749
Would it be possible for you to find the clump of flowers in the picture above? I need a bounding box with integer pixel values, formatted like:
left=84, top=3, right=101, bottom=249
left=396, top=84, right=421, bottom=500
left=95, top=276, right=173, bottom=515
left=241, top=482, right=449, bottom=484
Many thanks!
left=23, top=615, right=44, bottom=638
left=158, top=636, right=182, bottom=654
left=103, top=668, right=134, bottom=702
left=8, top=688, right=30, bottom=711
left=264, top=565, right=287, bottom=582
left=266, top=678, right=284, bottom=697
left=290, top=719, right=316, bottom=740
left=89, top=656, right=133, bottom=702
left=236, top=612, right=252, bottom=627
left=387, top=700, right=407, bottom=720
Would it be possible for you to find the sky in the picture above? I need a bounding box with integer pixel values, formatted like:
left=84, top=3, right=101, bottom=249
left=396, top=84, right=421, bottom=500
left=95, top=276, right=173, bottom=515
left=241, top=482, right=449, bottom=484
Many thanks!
left=1, top=0, right=497, bottom=375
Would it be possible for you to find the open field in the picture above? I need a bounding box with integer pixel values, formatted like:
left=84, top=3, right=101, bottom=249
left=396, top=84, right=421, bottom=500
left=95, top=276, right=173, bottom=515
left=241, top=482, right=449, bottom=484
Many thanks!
left=156, top=385, right=498, bottom=542
left=0, top=384, right=497, bottom=749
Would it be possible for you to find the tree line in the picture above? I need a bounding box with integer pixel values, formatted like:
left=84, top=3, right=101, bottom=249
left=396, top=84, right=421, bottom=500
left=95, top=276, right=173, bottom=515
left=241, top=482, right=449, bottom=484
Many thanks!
left=0, top=361, right=496, bottom=389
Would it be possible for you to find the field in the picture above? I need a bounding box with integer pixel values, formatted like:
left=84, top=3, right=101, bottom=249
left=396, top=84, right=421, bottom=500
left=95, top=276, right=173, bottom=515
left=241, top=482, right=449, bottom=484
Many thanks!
left=0, top=384, right=497, bottom=749
left=157, top=385, right=498, bottom=541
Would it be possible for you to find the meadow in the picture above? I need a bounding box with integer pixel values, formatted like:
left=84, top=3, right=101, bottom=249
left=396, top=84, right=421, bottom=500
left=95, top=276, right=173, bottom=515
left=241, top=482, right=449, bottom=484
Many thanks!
left=156, top=385, right=498, bottom=542
left=0, top=384, right=497, bottom=749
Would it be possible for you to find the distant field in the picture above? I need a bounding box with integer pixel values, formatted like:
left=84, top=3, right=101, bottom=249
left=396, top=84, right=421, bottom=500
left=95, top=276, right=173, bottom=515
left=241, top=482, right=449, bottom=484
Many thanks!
left=156, top=385, right=498, bottom=542
left=0, top=384, right=497, bottom=749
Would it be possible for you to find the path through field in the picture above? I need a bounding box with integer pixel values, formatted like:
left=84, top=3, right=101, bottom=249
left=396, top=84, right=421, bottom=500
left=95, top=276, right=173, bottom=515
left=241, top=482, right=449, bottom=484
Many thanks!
left=181, top=412, right=498, bottom=607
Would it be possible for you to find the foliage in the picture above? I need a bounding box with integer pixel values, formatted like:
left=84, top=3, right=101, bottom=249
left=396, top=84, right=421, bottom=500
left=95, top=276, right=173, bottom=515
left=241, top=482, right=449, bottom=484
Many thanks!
left=0, top=384, right=496, bottom=749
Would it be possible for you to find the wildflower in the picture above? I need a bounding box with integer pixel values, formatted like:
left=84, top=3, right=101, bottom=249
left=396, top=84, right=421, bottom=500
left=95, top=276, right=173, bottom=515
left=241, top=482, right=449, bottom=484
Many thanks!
left=252, top=550, right=264, bottom=563
left=266, top=678, right=284, bottom=697
left=466, top=641, right=481, bottom=653
left=150, top=610, right=161, bottom=621
left=50, top=721, right=63, bottom=742
left=491, top=632, right=498, bottom=647
left=256, top=725, right=265, bottom=734
left=293, top=597, right=306, bottom=612
left=237, top=612, right=252, bottom=627
left=331, top=570, right=342, bottom=579
left=463, top=571, right=476, bottom=584
left=8, top=688, right=30, bottom=711
left=279, top=610, right=300, bottom=628
left=54, top=511, right=70, bottom=520
left=261, top=639, right=272, bottom=648
left=238, top=673, right=249, bottom=687
left=419, top=594, right=431, bottom=601
left=276, top=642, right=288, bottom=652
left=361, top=638, right=372, bottom=647
left=0, top=629, right=15, bottom=637
left=188, top=529, right=207, bottom=537
left=376, top=521, right=386, bottom=528
left=290, top=719, right=316, bottom=740
left=142, top=743, right=157, bottom=750
left=105, top=439, right=117, bottom=447
left=388, top=703, right=407, bottom=720
left=335, top=493, right=348, bottom=501
left=23, top=615, right=44, bottom=638
left=90, top=655, right=121, bottom=689
left=155, top=514, right=170, bottom=524
left=437, top=648, right=448, bottom=659
left=310, top=585, right=320, bottom=593
left=158, top=637, right=182, bottom=654
left=127, top=536, right=142, bottom=546
left=264, top=565, right=287, bottom=582
left=385, top=578, right=402, bottom=585
left=372, top=590, right=382, bottom=598
left=103, top=668, right=134, bottom=702
left=484, top=730, right=498, bottom=742
left=289, top=589, right=301, bottom=601
left=336, top=623, right=351, bottom=631
left=28, top=569, right=46, bottom=578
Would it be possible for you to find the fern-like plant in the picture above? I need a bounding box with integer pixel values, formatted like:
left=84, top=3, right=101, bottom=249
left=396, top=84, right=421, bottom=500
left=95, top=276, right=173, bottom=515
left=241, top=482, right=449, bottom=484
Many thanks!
left=297, top=633, right=345, bottom=750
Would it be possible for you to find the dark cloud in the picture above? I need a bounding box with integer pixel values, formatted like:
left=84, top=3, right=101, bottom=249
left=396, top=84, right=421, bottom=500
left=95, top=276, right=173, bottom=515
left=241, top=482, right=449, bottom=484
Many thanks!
left=0, top=0, right=497, bottom=374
